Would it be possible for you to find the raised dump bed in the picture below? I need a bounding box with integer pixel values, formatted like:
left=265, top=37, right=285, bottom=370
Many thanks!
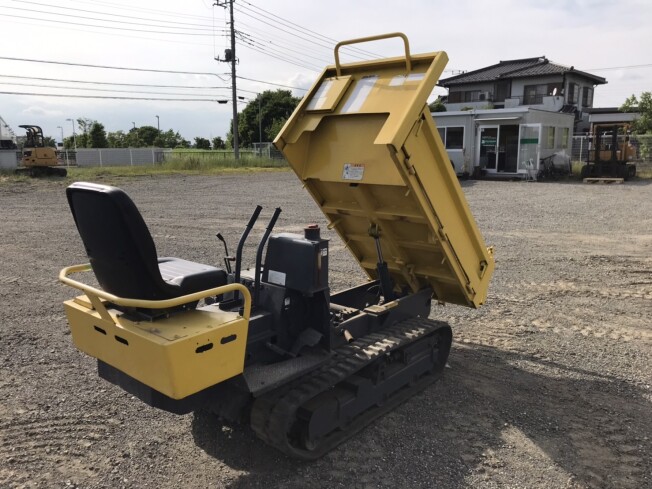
left=275, top=33, right=494, bottom=308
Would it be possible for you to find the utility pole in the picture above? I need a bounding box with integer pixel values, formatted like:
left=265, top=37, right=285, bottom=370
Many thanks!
left=215, top=0, right=239, bottom=160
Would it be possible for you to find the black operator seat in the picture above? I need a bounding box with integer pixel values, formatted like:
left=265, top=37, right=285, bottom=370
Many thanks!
left=66, top=182, right=227, bottom=301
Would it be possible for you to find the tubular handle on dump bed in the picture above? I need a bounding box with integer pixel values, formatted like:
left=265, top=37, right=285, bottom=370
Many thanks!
left=59, top=263, right=252, bottom=320
left=334, top=32, right=411, bottom=77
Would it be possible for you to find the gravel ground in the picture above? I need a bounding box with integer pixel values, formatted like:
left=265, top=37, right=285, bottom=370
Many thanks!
left=1, top=172, right=650, bottom=489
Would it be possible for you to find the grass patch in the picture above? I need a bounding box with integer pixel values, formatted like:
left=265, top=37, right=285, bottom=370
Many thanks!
left=0, top=156, right=289, bottom=185
left=163, top=153, right=287, bottom=171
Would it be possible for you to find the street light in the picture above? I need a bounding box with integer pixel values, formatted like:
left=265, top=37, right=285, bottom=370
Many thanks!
left=57, top=125, right=68, bottom=166
left=132, top=122, right=136, bottom=130
left=155, top=115, right=160, bottom=133
left=65, top=118, right=77, bottom=152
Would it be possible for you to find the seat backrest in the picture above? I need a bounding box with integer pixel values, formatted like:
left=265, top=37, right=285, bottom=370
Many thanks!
left=66, top=182, right=168, bottom=300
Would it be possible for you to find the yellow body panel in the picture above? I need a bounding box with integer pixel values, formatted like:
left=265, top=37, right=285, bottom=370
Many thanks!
left=274, top=33, right=494, bottom=308
left=22, top=147, right=58, bottom=167
left=64, top=297, right=248, bottom=399
left=59, top=265, right=252, bottom=399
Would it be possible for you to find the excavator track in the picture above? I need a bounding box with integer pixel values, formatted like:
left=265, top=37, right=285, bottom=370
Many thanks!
left=250, top=317, right=452, bottom=460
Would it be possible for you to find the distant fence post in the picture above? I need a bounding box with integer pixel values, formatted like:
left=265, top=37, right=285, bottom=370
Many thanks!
left=99, top=149, right=103, bottom=167
left=129, top=148, right=133, bottom=166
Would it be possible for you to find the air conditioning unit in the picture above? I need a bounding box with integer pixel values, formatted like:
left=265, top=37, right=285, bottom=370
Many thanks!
left=478, top=91, right=492, bottom=102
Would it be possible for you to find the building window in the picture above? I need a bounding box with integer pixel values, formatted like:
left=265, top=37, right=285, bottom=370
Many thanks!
left=568, top=83, right=579, bottom=104
left=437, top=126, right=465, bottom=150
left=582, top=87, right=593, bottom=107
left=446, top=127, right=464, bottom=149
left=494, top=81, right=511, bottom=102
left=546, top=127, right=556, bottom=149
left=464, top=91, right=481, bottom=102
left=524, top=83, right=562, bottom=105
left=448, top=91, right=462, bottom=103
left=560, top=127, right=570, bottom=149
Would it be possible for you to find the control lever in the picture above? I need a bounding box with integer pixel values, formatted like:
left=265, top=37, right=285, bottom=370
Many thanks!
left=234, top=205, right=263, bottom=301
left=216, top=232, right=233, bottom=274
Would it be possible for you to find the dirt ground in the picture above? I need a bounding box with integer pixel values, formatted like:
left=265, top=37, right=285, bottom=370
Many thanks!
left=1, top=172, right=650, bottom=489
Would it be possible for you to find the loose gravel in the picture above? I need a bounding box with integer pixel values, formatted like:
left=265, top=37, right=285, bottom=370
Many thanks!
left=1, top=173, right=650, bottom=489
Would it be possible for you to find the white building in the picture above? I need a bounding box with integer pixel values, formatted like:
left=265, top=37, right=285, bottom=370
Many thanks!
left=433, top=56, right=606, bottom=178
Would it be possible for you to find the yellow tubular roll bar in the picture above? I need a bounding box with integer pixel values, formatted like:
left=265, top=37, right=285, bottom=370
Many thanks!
left=334, top=32, right=412, bottom=76
left=59, top=264, right=252, bottom=321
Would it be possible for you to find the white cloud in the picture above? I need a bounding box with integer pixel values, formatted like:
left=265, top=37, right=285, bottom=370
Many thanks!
left=1, top=0, right=650, bottom=140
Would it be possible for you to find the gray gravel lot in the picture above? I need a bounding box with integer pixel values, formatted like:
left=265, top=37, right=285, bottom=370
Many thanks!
left=1, top=172, right=650, bottom=488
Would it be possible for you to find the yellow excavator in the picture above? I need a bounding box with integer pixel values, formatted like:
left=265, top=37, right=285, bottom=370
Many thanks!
left=16, top=125, right=67, bottom=177
left=58, top=33, right=494, bottom=459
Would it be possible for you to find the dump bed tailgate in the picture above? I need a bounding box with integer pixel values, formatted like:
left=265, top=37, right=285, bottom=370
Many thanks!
left=274, top=34, right=494, bottom=308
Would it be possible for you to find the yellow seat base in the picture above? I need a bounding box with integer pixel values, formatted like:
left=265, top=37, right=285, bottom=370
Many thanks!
left=64, top=296, right=248, bottom=400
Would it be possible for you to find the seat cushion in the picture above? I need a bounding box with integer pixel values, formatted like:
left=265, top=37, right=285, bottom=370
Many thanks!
left=158, top=258, right=228, bottom=296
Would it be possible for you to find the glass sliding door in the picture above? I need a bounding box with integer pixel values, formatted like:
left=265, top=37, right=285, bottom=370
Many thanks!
left=518, top=124, right=541, bottom=173
left=478, top=126, right=498, bottom=171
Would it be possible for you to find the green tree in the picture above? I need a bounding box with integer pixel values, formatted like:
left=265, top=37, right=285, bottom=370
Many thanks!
left=621, top=92, right=652, bottom=134
left=136, top=125, right=159, bottom=146
left=428, top=98, right=447, bottom=112
left=125, top=128, right=141, bottom=147
left=107, top=130, right=128, bottom=148
left=228, top=90, right=301, bottom=147
left=89, top=122, right=108, bottom=148
left=212, top=136, right=225, bottom=150
left=194, top=137, right=211, bottom=150
left=75, top=117, right=94, bottom=148
left=43, top=136, right=57, bottom=148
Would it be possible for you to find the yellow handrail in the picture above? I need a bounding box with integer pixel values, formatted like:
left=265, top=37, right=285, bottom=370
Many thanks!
left=59, top=263, right=252, bottom=320
left=334, top=32, right=411, bottom=77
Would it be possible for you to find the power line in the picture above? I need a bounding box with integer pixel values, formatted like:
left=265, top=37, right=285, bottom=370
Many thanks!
left=580, top=63, right=652, bottom=72
left=237, top=29, right=332, bottom=65
left=0, top=81, right=228, bottom=97
left=8, top=17, right=214, bottom=48
left=0, top=10, right=222, bottom=36
left=73, top=0, right=213, bottom=22
left=233, top=5, right=368, bottom=62
left=236, top=76, right=308, bottom=91
left=238, top=1, right=379, bottom=59
left=16, top=0, right=216, bottom=29
left=0, top=56, right=226, bottom=80
left=0, top=74, right=229, bottom=90
left=0, top=91, right=224, bottom=102
left=236, top=32, right=322, bottom=71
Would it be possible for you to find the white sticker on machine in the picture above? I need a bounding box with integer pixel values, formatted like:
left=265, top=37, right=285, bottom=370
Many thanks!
left=342, top=163, right=365, bottom=181
left=267, top=270, right=286, bottom=286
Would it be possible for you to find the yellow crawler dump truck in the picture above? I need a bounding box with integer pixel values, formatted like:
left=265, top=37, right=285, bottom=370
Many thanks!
left=59, top=33, right=494, bottom=459
left=17, top=125, right=66, bottom=177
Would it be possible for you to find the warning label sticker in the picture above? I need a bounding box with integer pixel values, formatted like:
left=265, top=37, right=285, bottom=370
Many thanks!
left=342, top=163, right=364, bottom=181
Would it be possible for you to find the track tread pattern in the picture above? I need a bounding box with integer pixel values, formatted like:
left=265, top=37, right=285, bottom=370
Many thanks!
left=250, top=317, right=452, bottom=459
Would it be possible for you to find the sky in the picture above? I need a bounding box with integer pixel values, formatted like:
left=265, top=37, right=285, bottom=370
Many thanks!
left=0, top=0, right=650, bottom=144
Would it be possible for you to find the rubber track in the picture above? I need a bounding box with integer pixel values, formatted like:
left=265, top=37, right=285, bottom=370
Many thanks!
left=250, top=317, right=452, bottom=459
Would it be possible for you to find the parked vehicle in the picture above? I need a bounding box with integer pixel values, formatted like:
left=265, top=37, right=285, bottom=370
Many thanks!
left=581, top=123, right=637, bottom=179
left=16, top=125, right=67, bottom=177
